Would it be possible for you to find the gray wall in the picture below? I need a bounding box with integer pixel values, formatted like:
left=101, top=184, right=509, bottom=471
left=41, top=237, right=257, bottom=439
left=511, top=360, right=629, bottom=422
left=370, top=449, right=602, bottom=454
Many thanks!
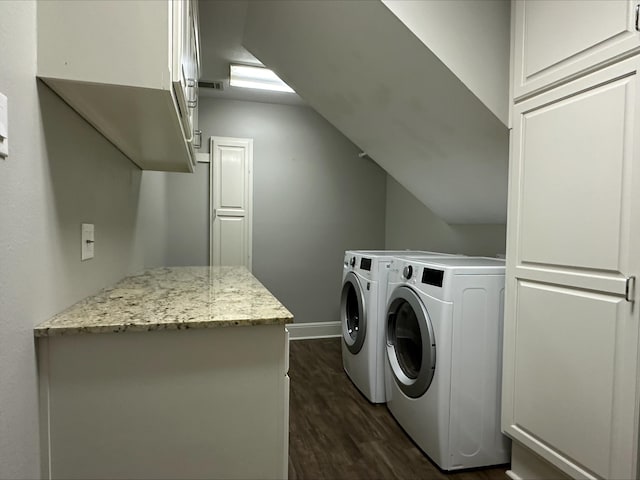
left=385, top=176, right=506, bottom=256
left=136, top=171, right=170, bottom=268
left=165, top=97, right=387, bottom=324
left=0, top=3, right=164, bottom=476
left=165, top=163, right=210, bottom=266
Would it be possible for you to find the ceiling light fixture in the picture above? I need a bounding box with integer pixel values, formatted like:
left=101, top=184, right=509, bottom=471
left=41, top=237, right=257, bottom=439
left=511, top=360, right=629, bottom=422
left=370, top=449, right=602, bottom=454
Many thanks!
left=229, top=64, right=295, bottom=93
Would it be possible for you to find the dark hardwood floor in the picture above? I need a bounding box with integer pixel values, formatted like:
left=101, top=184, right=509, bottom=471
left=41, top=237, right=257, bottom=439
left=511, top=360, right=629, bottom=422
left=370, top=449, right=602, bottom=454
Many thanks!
left=288, top=338, right=509, bottom=480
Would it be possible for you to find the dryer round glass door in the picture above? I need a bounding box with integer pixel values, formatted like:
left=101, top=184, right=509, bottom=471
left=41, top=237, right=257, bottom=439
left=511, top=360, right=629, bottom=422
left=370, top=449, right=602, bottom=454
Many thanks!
left=341, top=272, right=367, bottom=354
left=386, top=286, right=436, bottom=398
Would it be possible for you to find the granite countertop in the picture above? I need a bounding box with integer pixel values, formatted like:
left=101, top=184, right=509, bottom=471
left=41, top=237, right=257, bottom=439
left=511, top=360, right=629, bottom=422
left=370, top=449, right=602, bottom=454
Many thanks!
left=34, top=267, right=294, bottom=337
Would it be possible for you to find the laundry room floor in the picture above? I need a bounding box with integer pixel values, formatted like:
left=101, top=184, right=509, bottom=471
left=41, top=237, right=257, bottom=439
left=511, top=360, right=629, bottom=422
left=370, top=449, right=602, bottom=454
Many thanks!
left=288, top=338, right=509, bottom=480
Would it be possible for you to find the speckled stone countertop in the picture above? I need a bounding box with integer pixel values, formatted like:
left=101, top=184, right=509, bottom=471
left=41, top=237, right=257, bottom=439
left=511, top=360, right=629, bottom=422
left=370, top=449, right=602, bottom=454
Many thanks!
left=34, top=267, right=294, bottom=337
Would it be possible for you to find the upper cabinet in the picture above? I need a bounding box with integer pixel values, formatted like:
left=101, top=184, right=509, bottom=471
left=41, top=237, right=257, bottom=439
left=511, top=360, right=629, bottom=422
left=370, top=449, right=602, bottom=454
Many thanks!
left=512, top=0, right=640, bottom=100
left=37, top=0, right=201, bottom=172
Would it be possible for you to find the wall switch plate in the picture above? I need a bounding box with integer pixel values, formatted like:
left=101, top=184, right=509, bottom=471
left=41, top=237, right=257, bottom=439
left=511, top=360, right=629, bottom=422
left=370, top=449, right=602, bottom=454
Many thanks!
left=81, top=223, right=94, bottom=261
left=0, top=92, right=8, bottom=159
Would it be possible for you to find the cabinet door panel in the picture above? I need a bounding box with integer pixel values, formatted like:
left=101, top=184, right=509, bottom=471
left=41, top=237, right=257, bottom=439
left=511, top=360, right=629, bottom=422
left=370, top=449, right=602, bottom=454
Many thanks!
left=219, top=148, right=246, bottom=209
left=518, top=77, right=630, bottom=273
left=511, top=58, right=640, bottom=284
left=511, top=281, right=627, bottom=479
left=215, top=216, right=247, bottom=266
left=172, top=0, right=190, bottom=128
left=513, top=0, right=640, bottom=99
left=172, top=0, right=199, bottom=148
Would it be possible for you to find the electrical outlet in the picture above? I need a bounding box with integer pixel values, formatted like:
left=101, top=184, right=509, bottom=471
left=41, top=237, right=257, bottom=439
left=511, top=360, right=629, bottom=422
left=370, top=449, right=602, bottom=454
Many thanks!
left=81, top=223, right=94, bottom=261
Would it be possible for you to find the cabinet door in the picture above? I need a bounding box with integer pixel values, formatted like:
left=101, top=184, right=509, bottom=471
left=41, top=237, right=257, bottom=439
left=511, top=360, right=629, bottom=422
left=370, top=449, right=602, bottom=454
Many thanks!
left=512, top=0, right=640, bottom=100
left=186, top=0, right=200, bottom=146
left=504, top=56, right=640, bottom=479
left=172, top=0, right=197, bottom=136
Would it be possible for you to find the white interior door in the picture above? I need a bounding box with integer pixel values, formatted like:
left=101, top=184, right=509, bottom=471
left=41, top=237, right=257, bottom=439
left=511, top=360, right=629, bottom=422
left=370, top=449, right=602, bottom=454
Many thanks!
left=210, top=136, right=253, bottom=270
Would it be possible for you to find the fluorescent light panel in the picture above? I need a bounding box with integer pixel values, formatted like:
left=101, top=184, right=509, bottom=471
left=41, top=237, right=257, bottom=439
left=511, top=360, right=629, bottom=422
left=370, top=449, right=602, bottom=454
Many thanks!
left=230, top=64, right=294, bottom=93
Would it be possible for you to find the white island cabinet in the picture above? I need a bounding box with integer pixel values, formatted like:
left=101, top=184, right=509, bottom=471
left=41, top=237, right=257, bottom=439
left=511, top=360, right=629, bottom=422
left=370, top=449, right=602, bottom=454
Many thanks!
left=37, top=0, right=201, bottom=172
left=35, top=267, right=292, bottom=480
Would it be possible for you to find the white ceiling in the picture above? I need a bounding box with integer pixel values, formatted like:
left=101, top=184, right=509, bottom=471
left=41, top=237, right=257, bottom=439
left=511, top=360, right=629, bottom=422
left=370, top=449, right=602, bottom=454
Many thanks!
left=198, top=0, right=305, bottom=106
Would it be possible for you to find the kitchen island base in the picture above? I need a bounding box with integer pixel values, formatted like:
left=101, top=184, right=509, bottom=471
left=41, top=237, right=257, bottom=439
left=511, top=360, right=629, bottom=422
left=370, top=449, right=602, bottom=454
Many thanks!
left=38, top=324, right=289, bottom=480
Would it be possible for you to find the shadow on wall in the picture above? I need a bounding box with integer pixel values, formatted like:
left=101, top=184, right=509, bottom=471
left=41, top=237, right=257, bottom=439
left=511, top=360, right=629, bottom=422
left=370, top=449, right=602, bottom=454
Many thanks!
left=384, top=176, right=507, bottom=256
left=37, top=80, right=145, bottom=307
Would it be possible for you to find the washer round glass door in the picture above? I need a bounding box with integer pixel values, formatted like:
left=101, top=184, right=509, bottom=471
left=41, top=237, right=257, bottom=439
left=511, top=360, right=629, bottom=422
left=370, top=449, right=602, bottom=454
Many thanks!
left=341, top=271, right=366, bottom=354
left=386, top=286, right=436, bottom=398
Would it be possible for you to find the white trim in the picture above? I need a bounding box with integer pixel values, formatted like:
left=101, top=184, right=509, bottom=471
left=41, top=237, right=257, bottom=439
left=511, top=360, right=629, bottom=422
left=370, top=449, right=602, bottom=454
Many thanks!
left=287, top=321, right=341, bottom=340
left=505, top=471, right=522, bottom=480
left=196, top=152, right=209, bottom=163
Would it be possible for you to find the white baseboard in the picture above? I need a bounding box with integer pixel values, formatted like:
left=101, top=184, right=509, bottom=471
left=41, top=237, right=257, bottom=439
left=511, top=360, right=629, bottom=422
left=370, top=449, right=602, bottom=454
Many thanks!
left=287, top=321, right=341, bottom=340
left=506, top=471, right=522, bottom=480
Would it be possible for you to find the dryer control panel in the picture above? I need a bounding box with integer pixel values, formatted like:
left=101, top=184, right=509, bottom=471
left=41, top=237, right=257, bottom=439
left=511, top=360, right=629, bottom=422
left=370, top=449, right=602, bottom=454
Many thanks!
left=360, top=258, right=372, bottom=271
left=421, top=268, right=444, bottom=287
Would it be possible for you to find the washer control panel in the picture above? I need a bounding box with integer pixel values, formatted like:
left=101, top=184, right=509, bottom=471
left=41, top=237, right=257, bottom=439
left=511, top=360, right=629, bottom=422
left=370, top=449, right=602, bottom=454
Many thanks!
left=360, top=257, right=372, bottom=271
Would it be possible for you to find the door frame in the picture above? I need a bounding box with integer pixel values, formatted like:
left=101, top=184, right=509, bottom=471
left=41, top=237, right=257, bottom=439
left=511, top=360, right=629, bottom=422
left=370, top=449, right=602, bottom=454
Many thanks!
left=209, top=136, right=253, bottom=270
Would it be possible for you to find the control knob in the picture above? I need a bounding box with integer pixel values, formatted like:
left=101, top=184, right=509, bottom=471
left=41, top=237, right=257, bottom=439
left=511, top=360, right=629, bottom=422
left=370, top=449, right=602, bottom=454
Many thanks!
left=403, top=265, right=413, bottom=280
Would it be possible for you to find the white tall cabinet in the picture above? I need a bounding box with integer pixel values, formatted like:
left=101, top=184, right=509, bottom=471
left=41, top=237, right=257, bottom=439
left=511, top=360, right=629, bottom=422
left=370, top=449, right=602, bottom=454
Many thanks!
left=503, top=1, right=640, bottom=479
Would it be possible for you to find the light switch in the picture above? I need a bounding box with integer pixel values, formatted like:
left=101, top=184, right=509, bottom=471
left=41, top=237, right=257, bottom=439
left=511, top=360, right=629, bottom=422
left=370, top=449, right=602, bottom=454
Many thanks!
left=81, top=223, right=95, bottom=261
left=0, top=92, right=7, bottom=159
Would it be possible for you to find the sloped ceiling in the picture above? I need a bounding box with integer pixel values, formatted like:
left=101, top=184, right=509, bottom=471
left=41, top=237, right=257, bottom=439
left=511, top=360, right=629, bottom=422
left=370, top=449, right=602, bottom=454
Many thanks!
left=197, top=0, right=305, bottom=105
left=382, top=0, right=510, bottom=126
left=243, top=0, right=509, bottom=224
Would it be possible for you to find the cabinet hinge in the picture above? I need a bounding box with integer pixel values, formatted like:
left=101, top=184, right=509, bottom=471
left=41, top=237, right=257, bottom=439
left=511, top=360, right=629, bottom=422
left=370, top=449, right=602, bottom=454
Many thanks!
left=625, top=276, right=636, bottom=302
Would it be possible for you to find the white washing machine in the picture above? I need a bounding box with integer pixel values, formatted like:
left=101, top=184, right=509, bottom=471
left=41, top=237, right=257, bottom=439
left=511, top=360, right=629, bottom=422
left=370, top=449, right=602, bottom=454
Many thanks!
left=384, top=256, right=510, bottom=470
left=340, top=250, right=455, bottom=404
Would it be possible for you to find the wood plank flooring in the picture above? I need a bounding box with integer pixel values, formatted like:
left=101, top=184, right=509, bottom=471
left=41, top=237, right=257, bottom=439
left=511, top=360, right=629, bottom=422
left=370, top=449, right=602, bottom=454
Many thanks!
left=288, top=338, right=509, bottom=480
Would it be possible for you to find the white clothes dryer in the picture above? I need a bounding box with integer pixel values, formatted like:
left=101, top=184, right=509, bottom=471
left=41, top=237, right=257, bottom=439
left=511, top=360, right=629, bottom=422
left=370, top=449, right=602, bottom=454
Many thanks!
left=340, top=250, right=455, bottom=403
left=384, top=256, right=510, bottom=470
